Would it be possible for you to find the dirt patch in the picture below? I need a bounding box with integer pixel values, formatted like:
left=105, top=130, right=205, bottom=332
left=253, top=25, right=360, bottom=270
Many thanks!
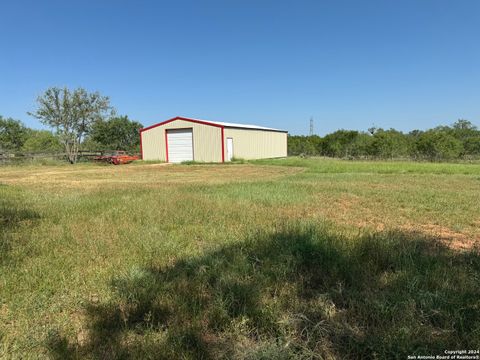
left=278, top=198, right=478, bottom=251
left=277, top=195, right=372, bottom=225
left=335, top=195, right=361, bottom=214
left=401, top=224, right=480, bottom=251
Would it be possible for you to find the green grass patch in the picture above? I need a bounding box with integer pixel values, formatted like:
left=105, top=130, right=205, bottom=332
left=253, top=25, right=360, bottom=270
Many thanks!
left=46, top=222, right=480, bottom=359
left=252, top=157, right=480, bottom=175
left=0, top=158, right=479, bottom=358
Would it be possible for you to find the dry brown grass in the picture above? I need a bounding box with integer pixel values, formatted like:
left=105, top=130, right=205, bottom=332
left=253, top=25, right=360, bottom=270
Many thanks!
left=0, top=163, right=303, bottom=191
left=3, top=162, right=477, bottom=249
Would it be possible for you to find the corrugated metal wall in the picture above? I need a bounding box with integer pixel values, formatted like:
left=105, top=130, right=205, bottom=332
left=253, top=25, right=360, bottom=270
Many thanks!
left=141, top=120, right=222, bottom=162
left=142, top=119, right=288, bottom=162
left=223, top=128, right=287, bottom=160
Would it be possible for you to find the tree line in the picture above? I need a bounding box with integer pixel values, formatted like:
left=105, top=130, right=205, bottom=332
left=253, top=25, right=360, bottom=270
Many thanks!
left=288, top=120, right=480, bottom=161
left=1, top=87, right=142, bottom=163
left=1, top=86, right=479, bottom=163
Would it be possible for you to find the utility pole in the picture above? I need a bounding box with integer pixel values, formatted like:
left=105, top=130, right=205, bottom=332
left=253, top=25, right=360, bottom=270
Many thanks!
left=309, top=117, right=314, bottom=136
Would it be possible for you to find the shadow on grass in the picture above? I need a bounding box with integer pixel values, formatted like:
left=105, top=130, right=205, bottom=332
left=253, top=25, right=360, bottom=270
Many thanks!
left=48, top=223, right=480, bottom=359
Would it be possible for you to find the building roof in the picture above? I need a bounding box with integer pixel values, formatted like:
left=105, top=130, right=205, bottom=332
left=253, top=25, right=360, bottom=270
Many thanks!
left=141, top=116, right=288, bottom=133
left=191, top=119, right=286, bottom=132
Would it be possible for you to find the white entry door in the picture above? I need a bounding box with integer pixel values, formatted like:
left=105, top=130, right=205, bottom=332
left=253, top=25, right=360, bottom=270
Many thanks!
left=226, top=137, right=233, bottom=161
left=167, top=129, right=193, bottom=163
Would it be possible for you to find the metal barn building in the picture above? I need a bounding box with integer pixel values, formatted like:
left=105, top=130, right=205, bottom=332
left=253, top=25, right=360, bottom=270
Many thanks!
left=140, top=116, right=288, bottom=163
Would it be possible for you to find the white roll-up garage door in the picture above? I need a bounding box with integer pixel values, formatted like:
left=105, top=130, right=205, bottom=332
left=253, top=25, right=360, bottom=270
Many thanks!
left=167, top=129, right=193, bottom=163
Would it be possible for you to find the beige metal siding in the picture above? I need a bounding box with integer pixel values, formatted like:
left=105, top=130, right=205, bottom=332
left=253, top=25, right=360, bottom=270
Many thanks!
left=223, top=128, right=287, bottom=160
left=141, top=120, right=222, bottom=162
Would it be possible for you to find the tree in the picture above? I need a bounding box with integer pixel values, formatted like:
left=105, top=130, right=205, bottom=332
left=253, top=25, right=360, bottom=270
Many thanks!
left=284, top=120, right=479, bottom=161
left=287, top=135, right=302, bottom=155
left=350, top=132, right=374, bottom=158
left=415, top=130, right=463, bottom=160
left=452, top=119, right=477, bottom=135
left=321, top=130, right=359, bottom=157
left=29, top=87, right=113, bottom=163
left=0, top=116, right=30, bottom=151
left=88, top=116, right=143, bottom=151
left=22, top=130, right=62, bottom=152
left=407, top=130, right=424, bottom=159
left=463, top=136, right=480, bottom=156
left=450, top=119, right=480, bottom=156
left=287, top=135, right=321, bottom=156
left=370, top=129, right=409, bottom=159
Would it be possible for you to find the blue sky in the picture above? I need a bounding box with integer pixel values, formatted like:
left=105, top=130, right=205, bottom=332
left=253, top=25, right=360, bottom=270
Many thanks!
left=0, top=0, right=479, bottom=135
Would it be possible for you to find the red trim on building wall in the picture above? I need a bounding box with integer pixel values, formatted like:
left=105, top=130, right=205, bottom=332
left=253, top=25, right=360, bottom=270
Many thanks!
left=140, top=116, right=288, bottom=162
left=221, top=127, right=225, bottom=162
left=164, top=129, right=169, bottom=163
left=141, top=116, right=227, bottom=163
left=139, top=130, right=143, bottom=159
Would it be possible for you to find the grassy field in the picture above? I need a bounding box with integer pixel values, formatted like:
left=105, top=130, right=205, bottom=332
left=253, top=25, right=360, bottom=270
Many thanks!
left=1, top=158, right=479, bottom=359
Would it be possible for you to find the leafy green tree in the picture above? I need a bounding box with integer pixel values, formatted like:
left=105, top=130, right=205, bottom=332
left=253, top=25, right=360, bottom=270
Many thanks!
left=451, top=119, right=477, bottom=139
left=370, top=129, right=409, bottom=159
left=288, top=135, right=320, bottom=156
left=321, top=130, right=359, bottom=157
left=462, top=136, right=480, bottom=156
left=29, top=87, right=114, bottom=163
left=22, top=130, right=62, bottom=152
left=89, top=116, right=143, bottom=151
left=284, top=120, right=478, bottom=161
left=287, top=135, right=302, bottom=155
left=0, top=116, right=30, bottom=151
left=416, top=130, right=463, bottom=160
left=80, top=138, right=104, bottom=152
left=449, top=119, right=480, bottom=156
left=406, top=130, right=424, bottom=159
left=350, top=132, right=374, bottom=157
left=308, top=135, right=322, bottom=155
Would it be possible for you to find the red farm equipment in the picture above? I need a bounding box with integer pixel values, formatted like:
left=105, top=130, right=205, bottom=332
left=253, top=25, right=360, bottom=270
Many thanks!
left=93, top=151, right=139, bottom=165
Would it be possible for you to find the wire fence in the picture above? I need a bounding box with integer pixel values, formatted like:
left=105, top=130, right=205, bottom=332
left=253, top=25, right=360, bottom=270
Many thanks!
left=0, top=150, right=126, bottom=165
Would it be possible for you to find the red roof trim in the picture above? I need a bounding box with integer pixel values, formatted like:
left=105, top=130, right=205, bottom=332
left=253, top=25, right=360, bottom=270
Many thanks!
left=140, top=116, right=224, bottom=132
